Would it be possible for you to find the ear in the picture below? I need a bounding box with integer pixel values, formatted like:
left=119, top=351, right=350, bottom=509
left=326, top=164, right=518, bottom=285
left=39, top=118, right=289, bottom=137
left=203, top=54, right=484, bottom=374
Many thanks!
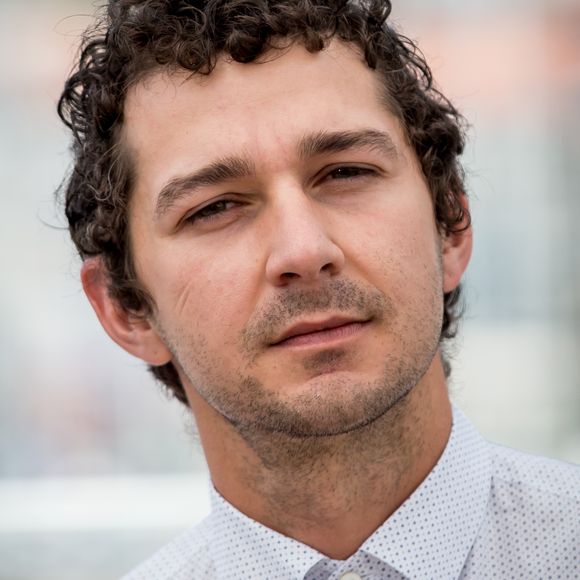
left=81, top=257, right=172, bottom=366
left=442, top=195, right=473, bottom=293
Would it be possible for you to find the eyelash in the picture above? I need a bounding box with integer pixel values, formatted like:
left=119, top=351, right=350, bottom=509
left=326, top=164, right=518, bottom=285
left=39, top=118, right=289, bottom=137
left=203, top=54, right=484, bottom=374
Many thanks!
left=183, top=199, right=240, bottom=225
left=323, top=165, right=377, bottom=181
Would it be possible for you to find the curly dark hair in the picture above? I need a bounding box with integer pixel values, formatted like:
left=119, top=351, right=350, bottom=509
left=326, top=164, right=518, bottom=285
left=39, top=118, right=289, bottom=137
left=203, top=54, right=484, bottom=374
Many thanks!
left=58, top=0, right=470, bottom=405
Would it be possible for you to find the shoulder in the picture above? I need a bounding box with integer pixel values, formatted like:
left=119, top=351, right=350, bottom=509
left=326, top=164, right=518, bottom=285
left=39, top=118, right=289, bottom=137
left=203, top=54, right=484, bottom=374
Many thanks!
left=463, top=445, right=580, bottom=577
left=486, top=443, right=580, bottom=537
left=490, top=443, right=580, bottom=502
left=121, top=518, right=214, bottom=580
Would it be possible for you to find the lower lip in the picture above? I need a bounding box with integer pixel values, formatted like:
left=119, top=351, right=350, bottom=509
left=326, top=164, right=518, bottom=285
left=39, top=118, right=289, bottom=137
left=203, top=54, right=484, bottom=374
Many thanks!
left=274, top=321, right=369, bottom=349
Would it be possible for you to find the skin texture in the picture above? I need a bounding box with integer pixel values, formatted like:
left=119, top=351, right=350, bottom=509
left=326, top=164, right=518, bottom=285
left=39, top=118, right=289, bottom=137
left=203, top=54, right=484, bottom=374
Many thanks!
left=83, top=40, right=472, bottom=559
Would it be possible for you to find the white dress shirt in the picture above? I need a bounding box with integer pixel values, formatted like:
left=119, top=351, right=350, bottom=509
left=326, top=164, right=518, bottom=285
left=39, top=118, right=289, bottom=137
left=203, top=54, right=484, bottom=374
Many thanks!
left=123, top=407, right=580, bottom=579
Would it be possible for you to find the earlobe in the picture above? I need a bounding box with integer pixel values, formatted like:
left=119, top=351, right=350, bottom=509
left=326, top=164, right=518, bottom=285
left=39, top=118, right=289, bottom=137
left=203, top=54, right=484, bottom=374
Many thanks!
left=81, top=257, right=172, bottom=366
left=442, top=196, right=473, bottom=293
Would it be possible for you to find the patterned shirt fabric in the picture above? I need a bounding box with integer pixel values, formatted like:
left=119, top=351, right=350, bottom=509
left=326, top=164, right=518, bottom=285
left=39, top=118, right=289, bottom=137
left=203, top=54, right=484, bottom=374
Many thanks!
left=122, top=407, right=580, bottom=579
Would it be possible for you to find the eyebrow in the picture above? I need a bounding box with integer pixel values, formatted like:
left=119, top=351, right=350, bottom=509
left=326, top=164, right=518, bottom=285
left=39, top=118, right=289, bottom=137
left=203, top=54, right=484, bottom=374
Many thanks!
left=298, top=129, right=399, bottom=161
left=155, top=156, right=255, bottom=220
left=154, top=129, right=398, bottom=221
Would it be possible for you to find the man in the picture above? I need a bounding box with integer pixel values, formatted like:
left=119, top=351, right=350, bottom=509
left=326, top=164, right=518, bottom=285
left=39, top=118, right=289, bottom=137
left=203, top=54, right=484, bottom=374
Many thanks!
left=58, top=1, right=579, bottom=578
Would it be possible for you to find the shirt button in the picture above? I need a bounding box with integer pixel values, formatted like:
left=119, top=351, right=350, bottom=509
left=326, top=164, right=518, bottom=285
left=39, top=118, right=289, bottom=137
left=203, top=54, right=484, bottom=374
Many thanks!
left=339, top=573, right=362, bottom=580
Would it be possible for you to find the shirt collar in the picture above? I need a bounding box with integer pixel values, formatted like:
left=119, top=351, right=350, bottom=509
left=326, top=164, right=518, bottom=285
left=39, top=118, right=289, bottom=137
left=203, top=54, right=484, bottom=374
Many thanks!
left=207, top=485, right=323, bottom=579
left=360, top=406, right=492, bottom=579
left=206, top=405, right=492, bottom=580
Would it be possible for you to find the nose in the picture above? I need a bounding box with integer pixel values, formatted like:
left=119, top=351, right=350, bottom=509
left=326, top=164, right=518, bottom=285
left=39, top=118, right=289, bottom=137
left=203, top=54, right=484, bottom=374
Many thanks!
left=265, top=189, right=346, bottom=287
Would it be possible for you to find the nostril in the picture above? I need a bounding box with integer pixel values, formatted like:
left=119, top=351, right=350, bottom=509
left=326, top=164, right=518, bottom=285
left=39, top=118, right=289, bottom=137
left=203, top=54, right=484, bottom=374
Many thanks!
left=281, top=272, right=299, bottom=280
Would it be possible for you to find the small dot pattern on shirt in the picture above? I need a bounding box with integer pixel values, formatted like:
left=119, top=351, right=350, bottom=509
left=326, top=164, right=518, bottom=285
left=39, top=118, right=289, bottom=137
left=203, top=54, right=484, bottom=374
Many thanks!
left=305, top=551, right=406, bottom=580
left=121, top=407, right=580, bottom=580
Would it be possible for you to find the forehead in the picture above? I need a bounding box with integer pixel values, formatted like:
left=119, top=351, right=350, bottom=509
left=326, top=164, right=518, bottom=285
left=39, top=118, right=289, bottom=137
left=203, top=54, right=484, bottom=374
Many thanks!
left=126, top=40, right=386, bottom=117
left=122, top=40, right=406, bottom=191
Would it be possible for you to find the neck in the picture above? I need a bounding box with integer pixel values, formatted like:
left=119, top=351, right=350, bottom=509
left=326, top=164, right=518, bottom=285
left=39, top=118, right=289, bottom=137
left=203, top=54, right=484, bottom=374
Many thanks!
left=191, top=355, right=452, bottom=560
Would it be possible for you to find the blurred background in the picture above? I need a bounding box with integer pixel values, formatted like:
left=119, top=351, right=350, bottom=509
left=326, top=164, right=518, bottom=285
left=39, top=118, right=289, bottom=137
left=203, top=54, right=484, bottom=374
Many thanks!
left=0, top=0, right=578, bottom=578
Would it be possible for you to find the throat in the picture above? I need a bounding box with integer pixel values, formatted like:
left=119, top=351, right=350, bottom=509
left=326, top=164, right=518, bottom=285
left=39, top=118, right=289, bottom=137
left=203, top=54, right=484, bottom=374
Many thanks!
left=204, top=362, right=453, bottom=560
left=219, top=395, right=437, bottom=559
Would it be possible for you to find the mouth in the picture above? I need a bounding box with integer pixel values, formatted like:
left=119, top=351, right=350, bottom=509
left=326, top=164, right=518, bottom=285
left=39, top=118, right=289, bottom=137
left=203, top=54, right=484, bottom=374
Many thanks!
left=271, top=316, right=371, bottom=348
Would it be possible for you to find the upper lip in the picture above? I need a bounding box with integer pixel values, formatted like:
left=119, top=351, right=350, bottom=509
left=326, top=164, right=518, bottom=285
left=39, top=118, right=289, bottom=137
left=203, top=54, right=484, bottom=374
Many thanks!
left=271, top=316, right=367, bottom=345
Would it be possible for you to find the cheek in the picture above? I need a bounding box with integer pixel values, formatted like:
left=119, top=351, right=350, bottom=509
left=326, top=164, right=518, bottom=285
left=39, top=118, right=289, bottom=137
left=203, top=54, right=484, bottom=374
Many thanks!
left=155, top=248, right=260, bottom=346
left=344, top=198, right=440, bottom=279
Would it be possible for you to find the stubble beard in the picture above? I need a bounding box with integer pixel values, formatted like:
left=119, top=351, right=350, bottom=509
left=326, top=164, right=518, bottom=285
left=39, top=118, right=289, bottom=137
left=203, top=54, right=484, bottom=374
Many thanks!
left=160, top=274, right=443, bottom=464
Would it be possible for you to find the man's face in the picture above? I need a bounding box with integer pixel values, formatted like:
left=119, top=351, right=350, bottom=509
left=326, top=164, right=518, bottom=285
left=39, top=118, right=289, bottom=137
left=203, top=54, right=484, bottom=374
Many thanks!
left=124, top=41, right=449, bottom=438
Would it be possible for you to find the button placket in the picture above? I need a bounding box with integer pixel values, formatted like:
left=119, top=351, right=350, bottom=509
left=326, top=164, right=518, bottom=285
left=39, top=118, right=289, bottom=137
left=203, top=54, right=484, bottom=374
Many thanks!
left=338, top=572, right=363, bottom=580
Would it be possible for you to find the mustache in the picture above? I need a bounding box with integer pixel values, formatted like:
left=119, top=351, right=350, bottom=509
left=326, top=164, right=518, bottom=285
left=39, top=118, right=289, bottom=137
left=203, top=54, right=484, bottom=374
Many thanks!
left=241, top=278, right=393, bottom=351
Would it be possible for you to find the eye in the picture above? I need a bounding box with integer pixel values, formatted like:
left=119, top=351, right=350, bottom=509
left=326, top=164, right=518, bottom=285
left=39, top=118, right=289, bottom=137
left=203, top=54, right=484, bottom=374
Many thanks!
left=183, top=199, right=239, bottom=225
left=324, top=165, right=377, bottom=181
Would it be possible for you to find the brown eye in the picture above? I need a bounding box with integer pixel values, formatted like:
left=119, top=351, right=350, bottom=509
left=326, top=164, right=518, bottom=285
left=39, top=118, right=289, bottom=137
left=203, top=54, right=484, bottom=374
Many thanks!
left=326, top=166, right=376, bottom=180
left=184, top=200, right=237, bottom=225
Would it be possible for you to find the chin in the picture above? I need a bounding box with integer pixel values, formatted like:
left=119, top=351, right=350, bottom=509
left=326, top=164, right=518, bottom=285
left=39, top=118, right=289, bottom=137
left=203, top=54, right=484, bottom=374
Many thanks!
left=242, top=371, right=412, bottom=438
